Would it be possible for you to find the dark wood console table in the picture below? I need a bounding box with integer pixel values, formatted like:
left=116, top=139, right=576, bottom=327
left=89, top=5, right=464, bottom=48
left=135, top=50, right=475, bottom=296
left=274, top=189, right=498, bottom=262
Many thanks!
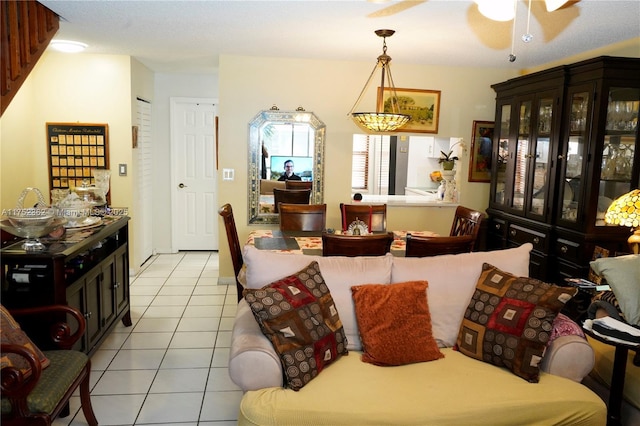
left=1, top=216, right=131, bottom=356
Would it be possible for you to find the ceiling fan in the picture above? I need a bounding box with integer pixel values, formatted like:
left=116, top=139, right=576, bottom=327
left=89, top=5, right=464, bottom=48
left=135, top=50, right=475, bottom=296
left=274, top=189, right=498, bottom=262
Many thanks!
left=367, top=0, right=427, bottom=19
left=367, top=0, right=573, bottom=19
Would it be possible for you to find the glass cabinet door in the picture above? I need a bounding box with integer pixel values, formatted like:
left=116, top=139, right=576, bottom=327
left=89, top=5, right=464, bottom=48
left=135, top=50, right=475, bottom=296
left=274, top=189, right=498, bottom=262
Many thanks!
left=511, top=101, right=531, bottom=211
left=596, top=87, right=639, bottom=226
left=559, top=88, right=590, bottom=223
left=493, top=103, right=511, bottom=206
left=528, top=96, right=554, bottom=217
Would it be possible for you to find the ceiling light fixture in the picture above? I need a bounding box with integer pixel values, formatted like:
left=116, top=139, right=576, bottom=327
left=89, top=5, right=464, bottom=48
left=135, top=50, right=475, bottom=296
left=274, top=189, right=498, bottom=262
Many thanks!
left=349, top=29, right=410, bottom=133
left=49, top=40, right=88, bottom=53
left=475, top=0, right=515, bottom=21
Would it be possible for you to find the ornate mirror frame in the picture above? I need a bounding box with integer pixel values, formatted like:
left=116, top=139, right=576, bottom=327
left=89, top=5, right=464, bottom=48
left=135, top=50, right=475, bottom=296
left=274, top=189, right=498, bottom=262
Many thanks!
left=248, top=109, right=326, bottom=224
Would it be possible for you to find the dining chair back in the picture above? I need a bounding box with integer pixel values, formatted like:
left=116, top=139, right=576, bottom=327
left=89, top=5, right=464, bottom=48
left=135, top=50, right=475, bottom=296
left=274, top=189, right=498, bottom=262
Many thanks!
left=1, top=304, right=98, bottom=426
left=339, top=203, right=387, bottom=233
left=273, top=188, right=311, bottom=213
left=218, top=203, right=244, bottom=302
left=279, top=203, right=326, bottom=232
left=285, top=180, right=312, bottom=190
left=322, top=231, right=394, bottom=257
left=450, top=205, right=484, bottom=240
left=405, top=234, right=476, bottom=257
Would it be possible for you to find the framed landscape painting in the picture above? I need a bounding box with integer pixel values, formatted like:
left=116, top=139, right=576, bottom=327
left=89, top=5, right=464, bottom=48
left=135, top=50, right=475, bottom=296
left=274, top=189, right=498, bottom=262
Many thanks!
left=377, top=87, right=440, bottom=133
left=468, top=120, right=494, bottom=182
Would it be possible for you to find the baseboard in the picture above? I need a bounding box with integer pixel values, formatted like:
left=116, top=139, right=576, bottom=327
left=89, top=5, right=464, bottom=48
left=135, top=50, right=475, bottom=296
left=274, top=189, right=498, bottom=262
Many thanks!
left=217, top=276, right=236, bottom=286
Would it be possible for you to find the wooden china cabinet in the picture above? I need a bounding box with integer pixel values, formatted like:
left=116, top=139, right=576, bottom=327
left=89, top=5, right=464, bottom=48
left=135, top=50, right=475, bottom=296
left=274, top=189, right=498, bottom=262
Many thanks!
left=487, top=56, right=640, bottom=282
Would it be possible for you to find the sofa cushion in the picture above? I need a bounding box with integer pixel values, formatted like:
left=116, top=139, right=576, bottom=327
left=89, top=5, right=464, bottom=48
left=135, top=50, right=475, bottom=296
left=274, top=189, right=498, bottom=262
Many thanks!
left=391, top=243, right=532, bottom=348
left=590, top=254, right=640, bottom=325
left=243, top=261, right=348, bottom=391
left=351, top=281, right=444, bottom=366
left=456, top=263, right=577, bottom=382
left=243, top=245, right=393, bottom=350
left=1, top=305, right=50, bottom=378
left=238, top=348, right=606, bottom=426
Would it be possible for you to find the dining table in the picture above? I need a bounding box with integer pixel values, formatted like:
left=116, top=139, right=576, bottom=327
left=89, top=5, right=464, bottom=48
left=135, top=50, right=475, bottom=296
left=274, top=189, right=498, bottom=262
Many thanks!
left=245, top=229, right=439, bottom=257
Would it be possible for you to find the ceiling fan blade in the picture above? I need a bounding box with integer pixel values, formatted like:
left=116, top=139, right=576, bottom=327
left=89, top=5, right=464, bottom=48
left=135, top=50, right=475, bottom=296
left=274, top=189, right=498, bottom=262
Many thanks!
left=367, top=0, right=427, bottom=18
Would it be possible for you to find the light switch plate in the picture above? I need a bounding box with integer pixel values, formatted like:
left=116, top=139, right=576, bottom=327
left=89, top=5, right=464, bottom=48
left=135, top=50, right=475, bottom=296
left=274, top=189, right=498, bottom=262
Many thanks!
left=119, top=163, right=127, bottom=176
left=223, top=168, right=234, bottom=181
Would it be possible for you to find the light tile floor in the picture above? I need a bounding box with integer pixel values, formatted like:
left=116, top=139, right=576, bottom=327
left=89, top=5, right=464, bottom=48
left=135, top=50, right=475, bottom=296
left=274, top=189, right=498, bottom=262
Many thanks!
left=54, top=251, right=241, bottom=426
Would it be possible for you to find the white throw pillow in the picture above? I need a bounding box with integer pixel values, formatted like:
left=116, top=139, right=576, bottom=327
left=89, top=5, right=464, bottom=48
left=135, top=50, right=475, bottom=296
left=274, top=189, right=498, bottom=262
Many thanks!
left=391, top=244, right=533, bottom=348
left=243, top=245, right=394, bottom=350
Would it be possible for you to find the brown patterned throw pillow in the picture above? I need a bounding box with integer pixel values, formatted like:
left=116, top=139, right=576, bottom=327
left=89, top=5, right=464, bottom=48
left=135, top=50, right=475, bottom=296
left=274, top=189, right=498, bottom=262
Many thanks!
left=1, top=305, right=50, bottom=378
left=456, top=264, right=577, bottom=382
left=243, top=261, right=348, bottom=391
left=351, top=281, right=444, bottom=366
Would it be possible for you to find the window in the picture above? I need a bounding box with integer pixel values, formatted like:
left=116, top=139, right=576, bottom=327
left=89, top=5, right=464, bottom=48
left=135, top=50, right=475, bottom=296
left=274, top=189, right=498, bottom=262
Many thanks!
left=352, top=135, right=369, bottom=190
left=352, top=134, right=390, bottom=195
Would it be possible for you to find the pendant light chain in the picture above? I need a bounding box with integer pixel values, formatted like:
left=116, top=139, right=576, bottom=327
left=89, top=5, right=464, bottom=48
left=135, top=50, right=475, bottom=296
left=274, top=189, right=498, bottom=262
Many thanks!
left=349, top=29, right=410, bottom=133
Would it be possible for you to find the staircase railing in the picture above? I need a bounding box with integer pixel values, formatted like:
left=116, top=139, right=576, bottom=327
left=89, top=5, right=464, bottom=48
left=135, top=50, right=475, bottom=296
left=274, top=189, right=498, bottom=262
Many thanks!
left=1, top=0, right=59, bottom=116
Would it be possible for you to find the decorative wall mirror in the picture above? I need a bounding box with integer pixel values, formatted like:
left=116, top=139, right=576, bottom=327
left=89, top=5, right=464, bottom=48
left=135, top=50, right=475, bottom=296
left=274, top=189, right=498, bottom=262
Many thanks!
left=248, top=108, right=326, bottom=224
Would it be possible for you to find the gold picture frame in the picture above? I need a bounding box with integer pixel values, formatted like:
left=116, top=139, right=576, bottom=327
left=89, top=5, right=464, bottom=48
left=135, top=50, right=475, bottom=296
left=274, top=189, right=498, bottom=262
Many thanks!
left=377, top=87, right=440, bottom=133
left=468, top=120, right=494, bottom=183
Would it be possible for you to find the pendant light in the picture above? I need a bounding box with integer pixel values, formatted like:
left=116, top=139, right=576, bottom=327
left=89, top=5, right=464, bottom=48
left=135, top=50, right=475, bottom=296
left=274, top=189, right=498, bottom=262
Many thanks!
left=349, top=29, right=410, bottom=133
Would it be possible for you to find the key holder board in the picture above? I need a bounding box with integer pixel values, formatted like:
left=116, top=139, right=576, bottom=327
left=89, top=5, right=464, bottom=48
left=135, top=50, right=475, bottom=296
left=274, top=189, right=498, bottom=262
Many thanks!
left=46, top=123, right=110, bottom=196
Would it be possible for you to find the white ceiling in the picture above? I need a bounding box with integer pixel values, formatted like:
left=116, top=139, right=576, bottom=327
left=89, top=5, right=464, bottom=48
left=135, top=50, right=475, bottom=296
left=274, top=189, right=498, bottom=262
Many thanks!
left=40, top=0, right=640, bottom=74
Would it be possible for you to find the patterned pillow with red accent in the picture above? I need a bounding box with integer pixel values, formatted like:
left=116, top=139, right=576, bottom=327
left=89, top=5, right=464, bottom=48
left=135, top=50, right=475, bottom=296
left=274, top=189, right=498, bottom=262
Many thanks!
left=243, top=261, right=348, bottom=391
left=456, top=263, right=577, bottom=382
left=1, top=305, right=50, bottom=378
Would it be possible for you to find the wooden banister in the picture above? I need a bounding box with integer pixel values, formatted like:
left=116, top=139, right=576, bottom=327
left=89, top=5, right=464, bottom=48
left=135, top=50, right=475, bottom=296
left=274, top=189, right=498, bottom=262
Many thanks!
left=1, top=0, right=59, bottom=116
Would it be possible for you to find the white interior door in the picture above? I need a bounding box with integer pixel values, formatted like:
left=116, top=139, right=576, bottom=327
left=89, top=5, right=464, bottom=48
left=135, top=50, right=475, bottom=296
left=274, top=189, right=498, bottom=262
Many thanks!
left=135, top=98, right=153, bottom=264
left=171, top=98, right=218, bottom=251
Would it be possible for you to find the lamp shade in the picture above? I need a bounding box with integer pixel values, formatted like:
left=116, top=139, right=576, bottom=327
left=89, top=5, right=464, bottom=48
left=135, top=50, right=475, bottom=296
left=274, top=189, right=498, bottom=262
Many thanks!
left=604, top=189, right=640, bottom=228
left=351, top=112, right=410, bottom=133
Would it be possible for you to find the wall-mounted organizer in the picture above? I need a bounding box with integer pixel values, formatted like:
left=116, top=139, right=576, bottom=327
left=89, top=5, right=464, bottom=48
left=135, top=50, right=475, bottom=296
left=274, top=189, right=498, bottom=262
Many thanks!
left=46, top=122, right=109, bottom=191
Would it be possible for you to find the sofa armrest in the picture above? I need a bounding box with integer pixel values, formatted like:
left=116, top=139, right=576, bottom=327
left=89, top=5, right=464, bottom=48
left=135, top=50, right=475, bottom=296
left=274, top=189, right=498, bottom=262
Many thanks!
left=541, top=335, right=595, bottom=382
left=228, top=299, right=283, bottom=391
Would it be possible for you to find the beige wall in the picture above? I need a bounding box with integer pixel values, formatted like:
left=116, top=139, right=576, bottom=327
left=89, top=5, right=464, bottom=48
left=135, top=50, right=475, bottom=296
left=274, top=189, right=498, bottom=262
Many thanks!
left=523, top=37, right=640, bottom=74
left=216, top=54, right=515, bottom=279
left=0, top=51, right=135, bottom=263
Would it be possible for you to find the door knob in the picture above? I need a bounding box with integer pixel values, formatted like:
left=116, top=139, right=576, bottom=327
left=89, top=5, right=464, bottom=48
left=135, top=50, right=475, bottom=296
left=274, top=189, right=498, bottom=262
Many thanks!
left=178, top=183, right=187, bottom=188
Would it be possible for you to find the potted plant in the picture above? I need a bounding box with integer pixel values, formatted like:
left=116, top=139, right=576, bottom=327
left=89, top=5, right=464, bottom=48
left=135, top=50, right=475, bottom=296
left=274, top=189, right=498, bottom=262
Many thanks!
left=439, top=150, right=459, bottom=171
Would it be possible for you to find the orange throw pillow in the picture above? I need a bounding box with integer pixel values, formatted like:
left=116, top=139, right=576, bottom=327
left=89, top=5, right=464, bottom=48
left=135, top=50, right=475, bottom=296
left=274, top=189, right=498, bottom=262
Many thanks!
left=351, top=281, right=444, bottom=366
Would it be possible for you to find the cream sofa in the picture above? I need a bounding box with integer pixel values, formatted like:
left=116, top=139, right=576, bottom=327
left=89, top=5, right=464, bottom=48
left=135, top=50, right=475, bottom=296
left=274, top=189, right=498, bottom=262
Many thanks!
left=230, top=244, right=606, bottom=425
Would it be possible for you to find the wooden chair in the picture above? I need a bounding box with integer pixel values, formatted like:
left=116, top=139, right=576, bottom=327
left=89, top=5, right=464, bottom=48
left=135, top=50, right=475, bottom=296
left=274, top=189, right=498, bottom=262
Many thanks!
left=218, top=204, right=244, bottom=302
left=322, top=231, right=394, bottom=257
left=273, top=188, right=311, bottom=213
left=285, top=180, right=312, bottom=190
left=405, top=234, right=476, bottom=257
left=1, top=304, right=98, bottom=426
left=339, top=203, right=387, bottom=233
left=279, top=203, right=326, bottom=232
left=450, top=205, right=484, bottom=240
